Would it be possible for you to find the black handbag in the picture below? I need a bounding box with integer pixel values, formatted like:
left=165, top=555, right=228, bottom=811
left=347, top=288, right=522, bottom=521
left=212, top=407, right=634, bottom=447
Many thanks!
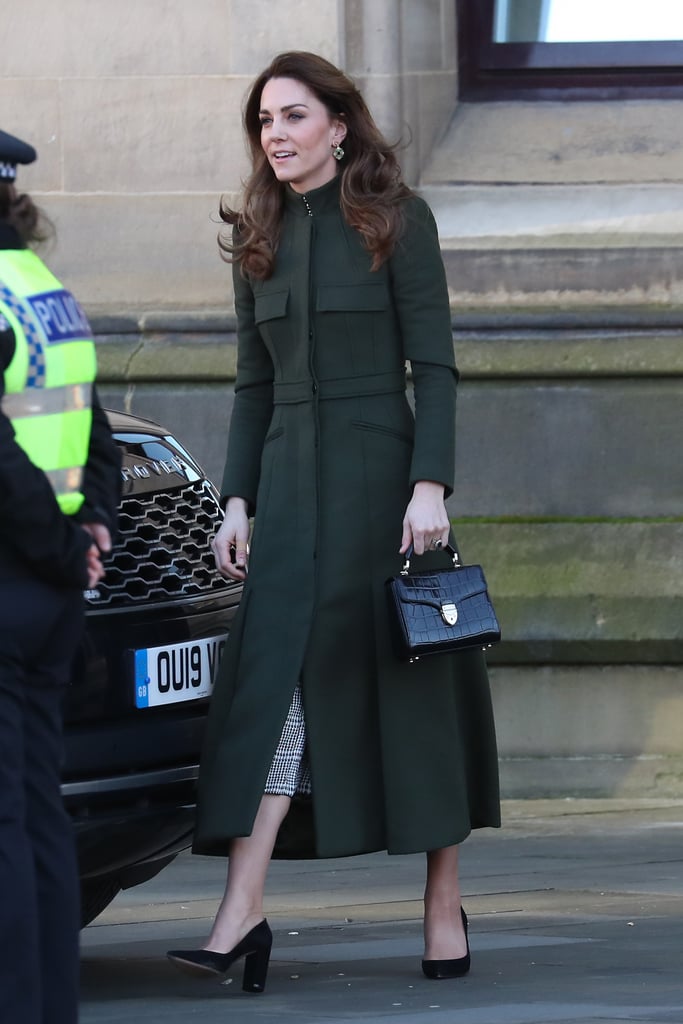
left=385, top=544, right=501, bottom=662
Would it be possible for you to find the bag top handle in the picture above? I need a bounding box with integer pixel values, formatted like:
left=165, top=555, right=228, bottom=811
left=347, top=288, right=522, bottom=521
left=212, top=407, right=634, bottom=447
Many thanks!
left=401, top=543, right=460, bottom=575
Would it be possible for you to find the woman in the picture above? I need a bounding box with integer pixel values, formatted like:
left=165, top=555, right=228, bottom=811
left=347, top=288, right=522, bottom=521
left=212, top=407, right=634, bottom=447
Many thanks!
left=168, top=52, right=500, bottom=992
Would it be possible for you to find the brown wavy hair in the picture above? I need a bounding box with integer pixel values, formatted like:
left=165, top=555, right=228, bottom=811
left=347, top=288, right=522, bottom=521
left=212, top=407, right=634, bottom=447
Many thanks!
left=219, top=51, right=413, bottom=279
left=0, top=182, right=54, bottom=246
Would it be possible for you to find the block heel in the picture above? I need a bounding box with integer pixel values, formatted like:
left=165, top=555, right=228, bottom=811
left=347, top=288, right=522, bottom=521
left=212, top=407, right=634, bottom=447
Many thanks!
left=167, top=918, right=273, bottom=993
left=242, top=940, right=272, bottom=992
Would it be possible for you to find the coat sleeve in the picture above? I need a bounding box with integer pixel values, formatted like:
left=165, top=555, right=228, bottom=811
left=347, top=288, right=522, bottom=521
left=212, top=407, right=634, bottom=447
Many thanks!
left=73, top=386, right=122, bottom=537
left=219, top=257, right=275, bottom=512
left=389, top=196, right=458, bottom=497
left=0, top=324, right=91, bottom=587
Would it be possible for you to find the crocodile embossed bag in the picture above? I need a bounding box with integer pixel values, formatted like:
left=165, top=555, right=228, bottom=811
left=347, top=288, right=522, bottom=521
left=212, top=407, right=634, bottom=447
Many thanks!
left=386, top=544, right=500, bottom=662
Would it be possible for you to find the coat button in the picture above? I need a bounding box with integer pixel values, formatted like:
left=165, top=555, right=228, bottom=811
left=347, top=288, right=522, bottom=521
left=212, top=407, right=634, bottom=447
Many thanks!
left=312, top=383, right=318, bottom=393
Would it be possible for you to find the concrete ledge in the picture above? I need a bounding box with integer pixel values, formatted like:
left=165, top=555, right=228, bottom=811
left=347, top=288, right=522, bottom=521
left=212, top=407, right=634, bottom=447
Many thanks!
left=454, top=327, right=683, bottom=377
left=456, top=521, right=683, bottom=664
left=421, top=183, right=683, bottom=248
left=499, top=795, right=683, bottom=819
left=499, top=755, right=683, bottom=799
left=89, top=307, right=683, bottom=332
left=95, top=332, right=237, bottom=382
left=495, top=661, right=683, bottom=798
left=440, top=247, right=683, bottom=308
left=92, top=317, right=683, bottom=382
left=420, top=100, right=683, bottom=186
left=456, top=520, right=682, bottom=598
left=490, top=663, right=683, bottom=756
left=475, top=519, right=683, bottom=797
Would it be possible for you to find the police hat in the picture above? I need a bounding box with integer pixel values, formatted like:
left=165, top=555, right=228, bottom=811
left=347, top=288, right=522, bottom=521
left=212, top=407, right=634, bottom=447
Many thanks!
left=0, top=129, right=37, bottom=183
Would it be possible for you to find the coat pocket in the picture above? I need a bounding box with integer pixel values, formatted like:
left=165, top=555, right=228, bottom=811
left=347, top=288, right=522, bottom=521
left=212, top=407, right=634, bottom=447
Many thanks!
left=263, top=425, right=284, bottom=444
left=352, top=420, right=413, bottom=446
left=254, top=288, right=289, bottom=324
left=317, top=282, right=390, bottom=312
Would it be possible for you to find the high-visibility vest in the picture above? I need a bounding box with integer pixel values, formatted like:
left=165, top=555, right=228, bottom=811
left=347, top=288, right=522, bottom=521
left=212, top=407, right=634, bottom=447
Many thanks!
left=0, top=248, right=97, bottom=516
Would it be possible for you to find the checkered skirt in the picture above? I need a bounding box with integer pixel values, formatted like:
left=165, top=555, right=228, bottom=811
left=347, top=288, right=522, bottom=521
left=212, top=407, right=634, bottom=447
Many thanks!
left=264, top=684, right=312, bottom=796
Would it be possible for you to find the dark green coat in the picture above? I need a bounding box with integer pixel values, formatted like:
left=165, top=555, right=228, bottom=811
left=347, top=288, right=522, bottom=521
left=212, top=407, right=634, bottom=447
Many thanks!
left=194, top=175, right=500, bottom=858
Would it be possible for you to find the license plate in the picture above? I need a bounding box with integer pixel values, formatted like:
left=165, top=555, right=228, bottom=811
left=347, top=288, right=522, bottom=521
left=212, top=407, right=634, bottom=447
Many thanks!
left=133, top=634, right=227, bottom=709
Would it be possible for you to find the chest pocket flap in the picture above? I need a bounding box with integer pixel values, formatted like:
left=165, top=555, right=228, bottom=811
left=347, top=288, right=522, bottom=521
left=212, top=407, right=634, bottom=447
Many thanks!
left=254, top=288, right=289, bottom=324
left=317, top=282, right=390, bottom=312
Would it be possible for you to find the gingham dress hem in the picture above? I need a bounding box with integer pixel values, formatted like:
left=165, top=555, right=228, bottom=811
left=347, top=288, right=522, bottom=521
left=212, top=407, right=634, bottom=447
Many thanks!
left=264, top=684, right=312, bottom=797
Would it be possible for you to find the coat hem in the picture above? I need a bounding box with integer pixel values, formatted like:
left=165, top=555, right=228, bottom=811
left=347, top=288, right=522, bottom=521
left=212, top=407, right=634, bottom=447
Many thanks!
left=192, top=816, right=501, bottom=861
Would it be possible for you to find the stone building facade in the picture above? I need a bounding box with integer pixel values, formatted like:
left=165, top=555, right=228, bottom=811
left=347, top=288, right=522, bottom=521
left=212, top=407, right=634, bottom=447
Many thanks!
left=3, top=0, right=681, bottom=797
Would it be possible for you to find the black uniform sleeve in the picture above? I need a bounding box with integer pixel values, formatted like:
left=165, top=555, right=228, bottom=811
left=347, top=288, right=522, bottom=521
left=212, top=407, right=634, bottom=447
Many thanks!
left=0, top=325, right=92, bottom=588
left=74, top=387, right=122, bottom=536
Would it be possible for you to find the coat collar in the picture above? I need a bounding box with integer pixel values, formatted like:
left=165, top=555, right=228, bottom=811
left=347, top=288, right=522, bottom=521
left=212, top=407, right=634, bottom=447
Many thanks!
left=284, top=173, right=341, bottom=217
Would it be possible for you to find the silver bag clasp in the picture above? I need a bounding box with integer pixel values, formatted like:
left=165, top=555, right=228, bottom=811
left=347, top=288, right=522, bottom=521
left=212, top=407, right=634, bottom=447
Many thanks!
left=440, top=602, right=458, bottom=626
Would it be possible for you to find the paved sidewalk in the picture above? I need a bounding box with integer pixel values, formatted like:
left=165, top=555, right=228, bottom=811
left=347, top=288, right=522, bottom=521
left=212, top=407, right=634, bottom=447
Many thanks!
left=79, top=799, right=683, bottom=1023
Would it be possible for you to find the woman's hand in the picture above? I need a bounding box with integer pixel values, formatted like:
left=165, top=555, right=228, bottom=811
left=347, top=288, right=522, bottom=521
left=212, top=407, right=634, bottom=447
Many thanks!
left=400, top=480, right=450, bottom=556
left=211, top=497, right=250, bottom=581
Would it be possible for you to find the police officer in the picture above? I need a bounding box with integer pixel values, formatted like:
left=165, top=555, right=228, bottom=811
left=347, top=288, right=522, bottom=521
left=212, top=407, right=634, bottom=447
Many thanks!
left=0, top=130, right=121, bottom=1024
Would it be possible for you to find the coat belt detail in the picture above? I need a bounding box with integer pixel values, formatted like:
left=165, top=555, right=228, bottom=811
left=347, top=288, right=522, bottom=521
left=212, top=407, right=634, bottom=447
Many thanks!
left=272, top=371, right=406, bottom=404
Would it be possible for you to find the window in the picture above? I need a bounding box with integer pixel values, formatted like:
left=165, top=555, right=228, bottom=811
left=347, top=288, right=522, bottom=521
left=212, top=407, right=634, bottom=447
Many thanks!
left=493, top=0, right=683, bottom=43
left=458, top=0, right=683, bottom=97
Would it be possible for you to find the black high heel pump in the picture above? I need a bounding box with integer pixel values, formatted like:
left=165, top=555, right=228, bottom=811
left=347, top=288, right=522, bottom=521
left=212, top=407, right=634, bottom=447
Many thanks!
left=421, top=907, right=470, bottom=980
left=167, top=919, right=273, bottom=992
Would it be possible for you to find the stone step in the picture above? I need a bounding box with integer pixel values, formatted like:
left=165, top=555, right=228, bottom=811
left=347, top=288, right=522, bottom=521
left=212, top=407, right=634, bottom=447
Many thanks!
left=455, top=521, right=682, bottom=665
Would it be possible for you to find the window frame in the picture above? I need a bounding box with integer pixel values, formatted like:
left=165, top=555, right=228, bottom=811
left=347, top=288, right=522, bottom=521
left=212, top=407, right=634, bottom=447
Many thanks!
left=457, top=0, right=683, bottom=99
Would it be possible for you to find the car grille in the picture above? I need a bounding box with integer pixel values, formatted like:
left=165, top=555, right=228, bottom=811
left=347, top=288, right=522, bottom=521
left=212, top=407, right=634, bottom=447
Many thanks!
left=86, top=480, right=232, bottom=608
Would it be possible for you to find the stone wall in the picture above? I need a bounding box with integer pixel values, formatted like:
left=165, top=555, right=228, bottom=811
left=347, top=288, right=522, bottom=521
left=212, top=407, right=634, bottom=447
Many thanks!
left=2, top=0, right=455, bottom=310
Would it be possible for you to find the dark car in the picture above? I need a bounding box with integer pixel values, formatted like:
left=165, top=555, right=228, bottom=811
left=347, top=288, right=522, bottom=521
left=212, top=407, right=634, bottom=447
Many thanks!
left=62, top=410, right=240, bottom=925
